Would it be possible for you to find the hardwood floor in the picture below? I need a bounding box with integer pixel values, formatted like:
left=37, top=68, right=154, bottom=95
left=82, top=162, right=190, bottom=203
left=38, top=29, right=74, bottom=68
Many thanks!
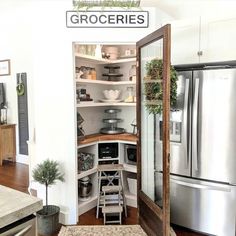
left=0, top=162, right=204, bottom=236
left=0, top=160, right=29, bottom=193
left=79, top=208, right=204, bottom=236
left=78, top=207, right=138, bottom=225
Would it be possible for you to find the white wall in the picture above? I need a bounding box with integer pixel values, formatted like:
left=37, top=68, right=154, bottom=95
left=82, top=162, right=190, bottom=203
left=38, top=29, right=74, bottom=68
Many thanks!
left=31, top=1, right=161, bottom=224
left=0, top=0, right=34, bottom=165
left=0, top=0, right=164, bottom=224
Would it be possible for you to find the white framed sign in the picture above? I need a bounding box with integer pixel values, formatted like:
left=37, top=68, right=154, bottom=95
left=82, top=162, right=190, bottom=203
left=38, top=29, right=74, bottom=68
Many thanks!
left=0, top=59, right=10, bottom=76
left=66, top=11, right=149, bottom=28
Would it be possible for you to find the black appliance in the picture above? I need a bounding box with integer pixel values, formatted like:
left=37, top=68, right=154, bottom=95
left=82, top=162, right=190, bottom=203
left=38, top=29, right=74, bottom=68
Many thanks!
left=98, top=143, right=118, bottom=159
left=125, top=144, right=137, bottom=165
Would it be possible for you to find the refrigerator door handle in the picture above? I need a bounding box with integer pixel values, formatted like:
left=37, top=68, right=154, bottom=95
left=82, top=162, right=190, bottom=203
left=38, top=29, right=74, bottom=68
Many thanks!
left=170, top=178, right=231, bottom=192
left=183, top=79, right=190, bottom=169
left=193, top=78, right=199, bottom=171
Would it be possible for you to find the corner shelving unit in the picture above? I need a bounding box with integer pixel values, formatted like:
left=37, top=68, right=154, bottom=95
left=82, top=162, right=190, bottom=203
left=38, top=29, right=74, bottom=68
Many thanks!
left=77, top=167, right=97, bottom=180
left=75, top=53, right=136, bottom=64
left=76, top=78, right=136, bottom=85
left=75, top=44, right=137, bottom=219
left=77, top=102, right=136, bottom=108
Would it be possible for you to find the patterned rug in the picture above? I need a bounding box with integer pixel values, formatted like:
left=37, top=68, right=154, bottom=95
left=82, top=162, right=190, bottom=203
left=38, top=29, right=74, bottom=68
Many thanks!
left=58, top=225, right=147, bottom=236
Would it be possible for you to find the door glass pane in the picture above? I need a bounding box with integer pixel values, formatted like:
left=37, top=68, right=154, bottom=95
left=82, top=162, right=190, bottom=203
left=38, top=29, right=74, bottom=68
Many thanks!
left=141, top=39, right=163, bottom=208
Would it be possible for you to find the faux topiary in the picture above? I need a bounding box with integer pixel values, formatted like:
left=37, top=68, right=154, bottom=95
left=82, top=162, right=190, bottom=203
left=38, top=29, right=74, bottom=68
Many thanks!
left=33, top=159, right=64, bottom=235
left=144, top=58, right=178, bottom=115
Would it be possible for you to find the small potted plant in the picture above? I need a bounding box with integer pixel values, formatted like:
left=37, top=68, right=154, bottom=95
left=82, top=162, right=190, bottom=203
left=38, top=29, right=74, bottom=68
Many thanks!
left=33, top=159, right=64, bottom=235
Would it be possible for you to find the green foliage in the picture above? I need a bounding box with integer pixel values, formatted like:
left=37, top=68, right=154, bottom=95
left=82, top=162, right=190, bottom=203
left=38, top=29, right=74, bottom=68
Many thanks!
left=144, top=59, right=178, bottom=115
left=33, top=159, right=64, bottom=206
left=33, top=159, right=64, bottom=186
left=73, top=0, right=140, bottom=10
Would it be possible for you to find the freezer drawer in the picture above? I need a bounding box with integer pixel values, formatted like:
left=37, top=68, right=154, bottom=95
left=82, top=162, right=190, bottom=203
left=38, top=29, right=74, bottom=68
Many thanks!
left=170, top=176, right=236, bottom=236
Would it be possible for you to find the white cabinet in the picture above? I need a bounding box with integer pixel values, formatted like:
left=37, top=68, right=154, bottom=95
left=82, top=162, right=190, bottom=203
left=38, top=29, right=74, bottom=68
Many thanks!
left=77, top=138, right=137, bottom=217
left=171, top=17, right=201, bottom=65
left=171, top=17, right=236, bottom=65
left=203, top=17, right=236, bottom=62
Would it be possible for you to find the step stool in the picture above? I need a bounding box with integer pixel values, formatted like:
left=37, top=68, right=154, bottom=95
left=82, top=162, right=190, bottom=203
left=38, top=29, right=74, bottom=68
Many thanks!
left=96, top=164, right=127, bottom=221
left=102, top=185, right=123, bottom=224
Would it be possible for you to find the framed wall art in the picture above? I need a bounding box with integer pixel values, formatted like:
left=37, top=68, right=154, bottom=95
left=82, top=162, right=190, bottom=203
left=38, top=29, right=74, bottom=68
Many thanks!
left=0, top=59, right=11, bottom=76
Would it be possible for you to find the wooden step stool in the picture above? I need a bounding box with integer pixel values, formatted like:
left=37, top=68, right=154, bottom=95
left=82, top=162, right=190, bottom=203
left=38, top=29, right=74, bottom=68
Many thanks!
left=96, top=164, right=127, bottom=222
left=102, top=185, right=123, bottom=224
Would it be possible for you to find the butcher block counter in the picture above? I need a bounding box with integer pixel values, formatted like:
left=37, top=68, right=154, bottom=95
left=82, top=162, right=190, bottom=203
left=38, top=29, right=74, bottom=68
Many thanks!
left=0, top=185, right=43, bottom=228
left=78, top=133, right=137, bottom=146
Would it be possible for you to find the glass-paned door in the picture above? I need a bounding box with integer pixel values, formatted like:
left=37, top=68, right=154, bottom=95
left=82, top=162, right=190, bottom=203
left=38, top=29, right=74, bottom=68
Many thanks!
left=137, top=24, right=171, bottom=236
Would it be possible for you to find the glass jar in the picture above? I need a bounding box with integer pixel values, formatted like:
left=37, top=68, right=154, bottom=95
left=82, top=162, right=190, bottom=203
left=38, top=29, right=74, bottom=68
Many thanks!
left=78, top=45, right=86, bottom=54
left=129, top=65, right=136, bottom=82
left=91, top=68, right=97, bottom=80
left=86, top=45, right=95, bottom=56
left=125, top=87, right=134, bottom=103
left=86, top=67, right=92, bottom=80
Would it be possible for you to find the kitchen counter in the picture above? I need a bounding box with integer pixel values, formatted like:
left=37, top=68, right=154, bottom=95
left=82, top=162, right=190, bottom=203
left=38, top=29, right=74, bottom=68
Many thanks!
left=0, top=185, right=43, bottom=228
left=78, top=133, right=137, bottom=146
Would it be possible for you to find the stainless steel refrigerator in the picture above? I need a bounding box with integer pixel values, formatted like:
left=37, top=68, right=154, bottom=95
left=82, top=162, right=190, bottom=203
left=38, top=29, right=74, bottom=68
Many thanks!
left=155, top=66, right=236, bottom=236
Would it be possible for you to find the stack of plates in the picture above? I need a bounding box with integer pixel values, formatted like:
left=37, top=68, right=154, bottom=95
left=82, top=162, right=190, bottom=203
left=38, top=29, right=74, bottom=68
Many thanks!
left=100, top=99, right=122, bottom=103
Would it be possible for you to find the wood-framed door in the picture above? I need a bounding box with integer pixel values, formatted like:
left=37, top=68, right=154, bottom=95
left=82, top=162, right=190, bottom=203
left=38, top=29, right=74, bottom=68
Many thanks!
left=136, top=24, right=171, bottom=236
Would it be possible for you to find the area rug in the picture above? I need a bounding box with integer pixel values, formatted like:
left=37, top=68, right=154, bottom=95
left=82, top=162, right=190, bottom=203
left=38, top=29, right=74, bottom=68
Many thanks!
left=58, top=225, right=147, bottom=236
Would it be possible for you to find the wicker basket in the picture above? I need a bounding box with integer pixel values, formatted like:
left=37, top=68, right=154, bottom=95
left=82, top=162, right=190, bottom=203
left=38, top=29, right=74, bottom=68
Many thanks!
left=78, top=152, right=94, bottom=172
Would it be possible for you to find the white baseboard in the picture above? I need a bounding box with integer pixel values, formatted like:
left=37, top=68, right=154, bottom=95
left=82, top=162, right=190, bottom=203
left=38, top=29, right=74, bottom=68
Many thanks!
left=59, top=211, right=70, bottom=225
left=16, top=154, right=29, bottom=165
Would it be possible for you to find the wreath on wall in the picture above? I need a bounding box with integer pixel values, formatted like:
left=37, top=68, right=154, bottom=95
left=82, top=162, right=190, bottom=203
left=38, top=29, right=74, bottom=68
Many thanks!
left=144, top=58, right=178, bottom=115
left=16, top=82, right=25, bottom=96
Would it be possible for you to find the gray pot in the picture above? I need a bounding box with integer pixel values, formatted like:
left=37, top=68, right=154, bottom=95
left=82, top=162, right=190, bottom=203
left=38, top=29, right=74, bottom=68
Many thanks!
left=36, top=205, right=60, bottom=235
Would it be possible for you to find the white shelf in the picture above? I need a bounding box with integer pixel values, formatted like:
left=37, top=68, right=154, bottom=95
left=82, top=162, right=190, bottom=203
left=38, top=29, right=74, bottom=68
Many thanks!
left=78, top=141, right=97, bottom=149
left=78, top=195, right=98, bottom=216
left=77, top=102, right=136, bottom=108
left=78, top=195, right=97, bottom=207
left=125, top=191, right=137, bottom=208
left=77, top=167, right=97, bottom=179
left=98, top=158, right=119, bottom=162
left=125, top=192, right=137, bottom=200
left=76, top=78, right=136, bottom=85
left=75, top=53, right=136, bottom=64
left=123, top=164, right=137, bottom=173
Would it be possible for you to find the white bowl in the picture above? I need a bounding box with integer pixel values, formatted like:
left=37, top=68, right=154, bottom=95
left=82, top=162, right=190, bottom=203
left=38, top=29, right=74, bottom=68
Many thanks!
left=103, top=90, right=121, bottom=100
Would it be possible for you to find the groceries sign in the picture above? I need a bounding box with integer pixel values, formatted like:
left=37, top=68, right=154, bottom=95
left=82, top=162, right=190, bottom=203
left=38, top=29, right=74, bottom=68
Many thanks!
left=66, top=11, right=149, bottom=28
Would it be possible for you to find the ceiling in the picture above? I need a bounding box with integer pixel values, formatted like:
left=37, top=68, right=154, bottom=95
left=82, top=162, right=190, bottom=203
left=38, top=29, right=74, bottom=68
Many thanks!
left=140, top=0, right=236, bottom=20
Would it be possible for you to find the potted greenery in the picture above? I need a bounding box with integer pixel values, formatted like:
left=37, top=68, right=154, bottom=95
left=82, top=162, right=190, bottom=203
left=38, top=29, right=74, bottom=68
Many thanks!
left=33, top=159, right=64, bottom=235
left=73, top=0, right=141, bottom=10
left=144, top=58, right=178, bottom=115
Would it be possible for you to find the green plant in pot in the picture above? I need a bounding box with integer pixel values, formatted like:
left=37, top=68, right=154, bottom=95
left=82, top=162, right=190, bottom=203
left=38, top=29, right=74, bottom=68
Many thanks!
left=33, top=159, right=64, bottom=235
left=144, top=58, right=178, bottom=115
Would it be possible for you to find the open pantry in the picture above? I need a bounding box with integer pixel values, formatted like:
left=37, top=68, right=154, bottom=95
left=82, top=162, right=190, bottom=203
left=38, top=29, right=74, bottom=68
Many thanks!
left=73, top=43, right=138, bottom=220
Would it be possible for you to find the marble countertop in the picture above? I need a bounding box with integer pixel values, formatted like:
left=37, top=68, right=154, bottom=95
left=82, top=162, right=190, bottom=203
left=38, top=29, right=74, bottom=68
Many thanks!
left=0, top=185, right=43, bottom=228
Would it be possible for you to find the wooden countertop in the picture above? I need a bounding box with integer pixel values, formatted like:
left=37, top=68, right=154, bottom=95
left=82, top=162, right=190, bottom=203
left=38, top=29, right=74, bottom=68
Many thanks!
left=0, top=185, right=43, bottom=228
left=78, top=133, right=138, bottom=146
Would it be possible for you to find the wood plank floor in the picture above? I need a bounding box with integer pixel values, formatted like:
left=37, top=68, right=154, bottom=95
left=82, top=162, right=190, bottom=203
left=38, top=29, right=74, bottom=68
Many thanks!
left=0, top=160, right=29, bottom=193
left=0, top=162, right=204, bottom=236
